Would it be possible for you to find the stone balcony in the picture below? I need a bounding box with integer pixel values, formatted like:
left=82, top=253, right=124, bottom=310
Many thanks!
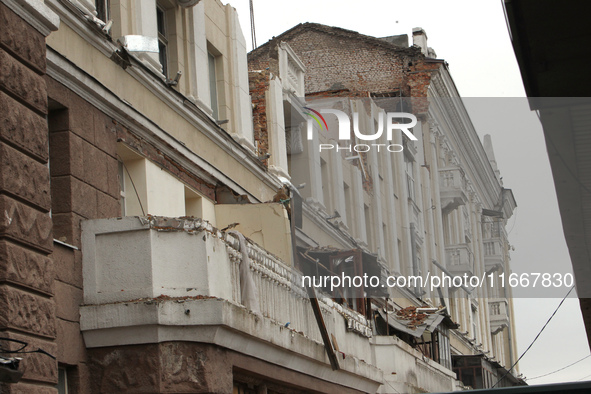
left=439, top=166, right=468, bottom=212
left=484, top=239, right=505, bottom=271
left=445, top=244, right=474, bottom=276
left=79, top=216, right=382, bottom=393
left=489, top=298, right=510, bottom=334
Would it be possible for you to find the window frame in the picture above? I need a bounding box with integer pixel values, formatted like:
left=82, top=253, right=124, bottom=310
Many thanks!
left=96, top=0, right=110, bottom=22
left=156, top=3, right=169, bottom=78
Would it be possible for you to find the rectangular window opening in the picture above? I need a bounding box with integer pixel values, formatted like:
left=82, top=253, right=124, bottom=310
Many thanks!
left=96, top=0, right=110, bottom=22
left=157, top=5, right=168, bottom=77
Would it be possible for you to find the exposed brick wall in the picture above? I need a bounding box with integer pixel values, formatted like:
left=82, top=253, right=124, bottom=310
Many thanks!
left=261, top=25, right=418, bottom=96
left=408, top=60, right=442, bottom=115
left=0, top=3, right=57, bottom=393
left=249, top=23, right=441, bottom=114
left=248, top=70, right=270, bottom=164
left=248, top=23, right=442, bottom=196
left=115, top=122, right=216, bottom=201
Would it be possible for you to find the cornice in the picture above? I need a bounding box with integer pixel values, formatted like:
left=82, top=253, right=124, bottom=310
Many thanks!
left=46, top=48, right=281, bottom=200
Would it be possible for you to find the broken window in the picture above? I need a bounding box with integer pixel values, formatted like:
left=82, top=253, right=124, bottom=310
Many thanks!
left=298, top=248, right=387, bottom=319
left=375, top=306, right=454, bottom=369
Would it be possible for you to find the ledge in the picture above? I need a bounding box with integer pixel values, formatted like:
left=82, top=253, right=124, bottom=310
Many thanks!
left=80, top=297, right=383, bottom=393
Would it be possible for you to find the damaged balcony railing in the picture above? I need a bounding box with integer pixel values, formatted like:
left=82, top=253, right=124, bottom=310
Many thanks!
left=81, top=216, right=373, bottom=359
left=224, top=231, right=373, bottom=342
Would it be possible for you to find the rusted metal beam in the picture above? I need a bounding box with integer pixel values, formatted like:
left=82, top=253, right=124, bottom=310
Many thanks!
left=288, top=187, right=339, bottom=371
left=307, top=285, right=340, bottom=370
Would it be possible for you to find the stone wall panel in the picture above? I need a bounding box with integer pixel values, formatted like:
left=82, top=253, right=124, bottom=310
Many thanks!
left=0, top=195, right=53, bottom=252
left=0, top=240, right=54, bottom=293
left=0, top=49, right=47, bottom=113
left=49, top=131, right=84, bottom=179
left=88, top=345, right=160, bottom=393
left=0, top=91, right=48, bottom=162
left=0, top=332, right=57, bottom=384
left=1, top=383, right=58, bottom=394
left=55, top=281, right=82, bottom=322
left=160, top=342, right=232, bottom=393
left=0, top=3, right=46, bottom=73
left=51, top=244, right=81, bottom=289
left=0, top=285, right=55, bottom=338
left=51, top=212, right=83, bottom=248
left=0, top=142, right=51, bottom=211
left=56, top=319, right=86, bottom=365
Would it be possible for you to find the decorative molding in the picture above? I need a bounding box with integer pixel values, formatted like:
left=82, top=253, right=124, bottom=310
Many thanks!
left=46, top=48, right=282, bottom=201
left=1, top=0, right=59, bottom=36
left=177, top=0, right=202, bottom=7
left=46, top=0, right=278, bottom=194
left=428, top=71, right=502, bottom=209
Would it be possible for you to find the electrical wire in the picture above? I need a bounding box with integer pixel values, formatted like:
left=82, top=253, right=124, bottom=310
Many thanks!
left=507, top=210, right=517, bottom=235
left=527, top=354, right=591, bottom=381
left=117, top=154, right=146, bottom=216
left=0, top=337, right=56, bottom=360
left=249, top=0, right=257, bottom=49
left=578, top=372, right=591, bottom=381
left=492, top=285, right=575, bottom=388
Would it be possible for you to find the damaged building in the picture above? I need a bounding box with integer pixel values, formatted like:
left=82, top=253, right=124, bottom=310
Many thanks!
left=0, top=1, right=523, bottom=393
left=247, top=23, right=524, bottom=392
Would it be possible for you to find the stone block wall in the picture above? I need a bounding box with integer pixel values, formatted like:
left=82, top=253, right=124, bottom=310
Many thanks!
left=0, top=2, right=57, bottom=392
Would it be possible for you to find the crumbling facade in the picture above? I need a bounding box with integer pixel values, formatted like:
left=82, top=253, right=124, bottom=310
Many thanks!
left=248, top=23, right=523, bottom=392
left=0, top=1, right=522, bottom=393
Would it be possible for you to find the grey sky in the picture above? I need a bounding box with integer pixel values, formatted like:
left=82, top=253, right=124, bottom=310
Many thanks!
left=230, top=0, right=591, bottom=384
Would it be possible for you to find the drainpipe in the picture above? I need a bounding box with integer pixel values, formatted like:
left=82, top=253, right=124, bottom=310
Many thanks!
left=507, top=323, right=514, bottom=373
left=504, top=284, right=515, bottom=370
left=410, top=223, right=419, bottom=296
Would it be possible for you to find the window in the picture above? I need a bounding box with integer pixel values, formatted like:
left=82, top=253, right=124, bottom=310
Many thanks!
left=233, top=382, right=256, bottom=394
left=184, top=186, right=216, bottom=222
left=364, top=204, right=372, bottom=248
left=405, top=156, right=415, bottom=201
left=96, top=0, right=110, bottom=22
left=383, top=222, right=393, bottom=263
left=157, top=4, right=168, bottom=77
left=118, top=161, right=126, bottom=216
left=117, top=145, right=147, bottom=217
left=320, top=157, right=330, bottom=211
left=56, top=367, right=68, bottom=394
left=208, top=51, right=219, bottom=119
left=344, top=182, right=353, bottom=229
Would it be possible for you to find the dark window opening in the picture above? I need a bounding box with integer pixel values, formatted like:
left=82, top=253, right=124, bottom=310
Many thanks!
left=96, top=0, right=110, bottom=22
left=157, top=5, right=168, bottom=77
left=298, top=248, right=386, bottom=319
left=208, top=52, right=218, bottom=119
